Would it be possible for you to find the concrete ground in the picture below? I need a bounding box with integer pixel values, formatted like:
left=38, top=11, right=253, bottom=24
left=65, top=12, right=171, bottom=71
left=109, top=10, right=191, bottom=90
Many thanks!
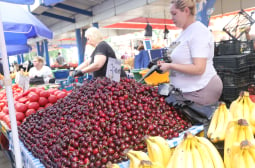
left=0, top=149, right=13, bottom=168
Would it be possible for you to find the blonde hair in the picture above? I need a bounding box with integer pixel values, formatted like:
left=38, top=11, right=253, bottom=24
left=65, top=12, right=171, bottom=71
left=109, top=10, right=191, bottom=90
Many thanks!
left=34, top=56, right=45, bottom=64
left=85, top=27, right=103, bottom=44
left=171, top=0, right=202, bottom=15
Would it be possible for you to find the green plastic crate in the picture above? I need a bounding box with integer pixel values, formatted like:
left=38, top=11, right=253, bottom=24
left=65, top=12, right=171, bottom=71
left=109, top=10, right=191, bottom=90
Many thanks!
left=131, top=69, right=142, bottom=81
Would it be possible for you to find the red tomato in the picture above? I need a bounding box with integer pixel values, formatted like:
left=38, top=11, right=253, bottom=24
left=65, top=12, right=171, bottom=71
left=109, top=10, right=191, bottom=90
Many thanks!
left=2, top=115, right=10, bottom=124
left=0, top=112, right=5, bottom=120
left=14, top=95, right=22, bottom=101
left=22, top=90, right=30, bottom=97
left=56, top=92, right=67, bottom=99
left=25, top=109, right=36, bottom=117
left=17, top=121, right=22, bottom=126
left=27, top=102, right=40, bottom=110
left=37, top=107, right=44, bottom=111
left=35, top=89, right=44, bottom=95
left=2, top=106, right=9, bottom=114
left=38, top=97, right=48, bottom=107
left=48, top=95, right=57, bottom=104
left=18, top=97, right=28, bottom=104
left=28, top=87, right=37, bottom=92
left=47, top=88, right=58, bottom=95
left=28, top=92, right=39, bottom=102
left=39, top=90, right=50, bottom=98
left=15, top=103, right=27, bottom=113
left=16, top=112, right=25, bottom=121
left=45, top=103, right=53, bottom=108
left=0, top=102, right=5, bottom=108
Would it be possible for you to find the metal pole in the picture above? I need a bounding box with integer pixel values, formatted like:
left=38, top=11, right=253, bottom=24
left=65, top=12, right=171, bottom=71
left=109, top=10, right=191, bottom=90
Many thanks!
left=0, top=11, right=23, bottom=168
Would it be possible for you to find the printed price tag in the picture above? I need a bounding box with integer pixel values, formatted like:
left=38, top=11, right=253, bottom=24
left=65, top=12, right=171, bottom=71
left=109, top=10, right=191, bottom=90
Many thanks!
left=106, top=58, right=121, bottom=82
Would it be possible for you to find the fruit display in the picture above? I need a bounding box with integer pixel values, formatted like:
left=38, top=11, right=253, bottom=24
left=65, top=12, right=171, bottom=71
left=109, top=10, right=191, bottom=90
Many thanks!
left=126, top=135, right=173, bottom=168
left=207, top=102, right=232, bottom=142
left=229, top=91, right=255, bottom=134
left=230, top=140, right=255, bottom=168
left=18, top=77, right=192, bottom=168
left=224, top=119, right=254, bottom=168
left=167, top=132, right=224, bottom=168
left=0, top=86, right=68, bottom=128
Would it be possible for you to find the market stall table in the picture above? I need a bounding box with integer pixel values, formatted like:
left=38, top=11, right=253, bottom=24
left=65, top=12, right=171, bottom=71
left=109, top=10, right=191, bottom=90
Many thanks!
left=7, top=124, right=203, bottom=168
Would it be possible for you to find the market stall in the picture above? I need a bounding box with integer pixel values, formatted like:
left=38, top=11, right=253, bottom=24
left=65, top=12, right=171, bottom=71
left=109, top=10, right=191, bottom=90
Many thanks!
left=4, top=124, right=203, bottom=168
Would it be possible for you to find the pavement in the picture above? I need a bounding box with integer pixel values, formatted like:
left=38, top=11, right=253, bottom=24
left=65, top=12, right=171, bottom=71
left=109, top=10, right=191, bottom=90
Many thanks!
left=0, top=149, right=13, bottom=168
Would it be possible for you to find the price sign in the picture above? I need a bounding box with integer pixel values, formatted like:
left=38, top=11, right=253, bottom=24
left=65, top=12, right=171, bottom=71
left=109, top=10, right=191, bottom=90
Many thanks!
left=106, top=57, right=121, bottom=82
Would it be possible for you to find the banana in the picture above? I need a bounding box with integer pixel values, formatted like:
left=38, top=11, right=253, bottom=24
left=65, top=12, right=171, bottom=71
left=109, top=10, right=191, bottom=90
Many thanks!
left=147, top=136, right=172, bottom=167
left=244, top=148, right=255, bottom=168
left=127, top=150, right=150, bottom=161
left=244, top=91, right=255, bottom=110
left=207, top=103, right=221, bottom=138
left=229, top=93, right=243, bottom=119
left=166, top=138, right=187, bottom=168
left=145, top=139, right=164, bottom=166
left=196, top=136, right=224, bottom=168
left=224, top=119, right=254, bottom=168
left=210, top=104, right=225, bottom=143
left=189, top=138, right=203, bottom=168
left=243, top=95, right=251, bottom=123
left=244, top=124, right=255, bottom=141
left=139, top=160, right=164, bottom=168
left=230, top=148, right=246, bottom=168
left=194, top=138, right=214, bottom=168
left=184, top=139, right=194, bottom=168
left=127, top=152, right=142, bottom=168
left=231, top=140, right=254, bottom=168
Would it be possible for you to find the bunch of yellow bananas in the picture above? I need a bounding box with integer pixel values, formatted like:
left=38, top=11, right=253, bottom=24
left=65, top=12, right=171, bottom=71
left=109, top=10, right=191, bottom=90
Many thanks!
left=167, top=132, right=224, bottom=168
left=224, top=119, right=254, bottom=168
left=126, top=135, right=173, bottom=168
left=229, top=91, right=255, bottom=133
left=230, top=140, right=255, bottom=168
left=207, top=102, right=232, bottom=142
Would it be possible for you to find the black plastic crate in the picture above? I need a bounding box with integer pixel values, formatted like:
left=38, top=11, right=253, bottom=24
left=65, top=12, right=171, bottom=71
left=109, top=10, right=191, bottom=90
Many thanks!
left=248, top=53, right=255, bottom=66
left=249, top=66, right=255, bottom=84
left=218, top=67, right=249, bottom=87
left=213, top=54, right=249, bottom=72
left=215, top=40, right=254, bottom=56
left=220, top=85, right=249, bottom=103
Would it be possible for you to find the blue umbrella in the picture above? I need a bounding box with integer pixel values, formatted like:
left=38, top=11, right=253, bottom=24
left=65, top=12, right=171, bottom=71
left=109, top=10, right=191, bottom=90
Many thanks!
left=1, top=2, right=53, bottom=42
left=7, top=44, right=31, bottom=56
left=0, top=1, right=53, bottom=168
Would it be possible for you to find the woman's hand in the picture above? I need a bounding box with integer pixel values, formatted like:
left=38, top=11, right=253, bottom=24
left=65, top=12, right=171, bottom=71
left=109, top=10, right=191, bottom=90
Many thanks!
left=157, top=60, right=171, bottom=73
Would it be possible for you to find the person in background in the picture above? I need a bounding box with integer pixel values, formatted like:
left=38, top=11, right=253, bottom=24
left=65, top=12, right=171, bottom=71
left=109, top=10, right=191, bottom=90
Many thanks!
left=29, top=56, right=54, bottom=84
left=73, top=27, right=126, bottom=78
left=56, top=52, right=66, bottom=66
left=158, top=0, right=223, bottom=106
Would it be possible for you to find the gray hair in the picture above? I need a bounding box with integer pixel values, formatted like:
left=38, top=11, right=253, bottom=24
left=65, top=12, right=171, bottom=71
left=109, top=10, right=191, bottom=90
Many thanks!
left=85, top=27, right=103, bottom=44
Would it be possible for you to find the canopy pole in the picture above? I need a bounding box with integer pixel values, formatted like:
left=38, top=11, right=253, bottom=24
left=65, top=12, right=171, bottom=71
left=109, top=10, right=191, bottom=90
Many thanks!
left=75, top=28, right=84, bottom=65
left=43, top=39, right=50, bottom=66
left=0, top=11, right=23, bottom=168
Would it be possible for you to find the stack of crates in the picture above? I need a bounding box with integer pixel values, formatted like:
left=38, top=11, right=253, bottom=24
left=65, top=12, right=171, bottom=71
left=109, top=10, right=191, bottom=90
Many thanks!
left=214, top=40, right=255, bottom=103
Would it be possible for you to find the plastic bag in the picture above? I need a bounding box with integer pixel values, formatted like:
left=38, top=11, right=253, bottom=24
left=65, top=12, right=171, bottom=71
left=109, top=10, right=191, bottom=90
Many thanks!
left=164, top=87, right=214, bottom=125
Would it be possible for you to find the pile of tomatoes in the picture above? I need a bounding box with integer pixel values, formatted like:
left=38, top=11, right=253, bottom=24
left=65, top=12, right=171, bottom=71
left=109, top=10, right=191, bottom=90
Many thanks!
left=0, top=84, right=69, bottom=128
